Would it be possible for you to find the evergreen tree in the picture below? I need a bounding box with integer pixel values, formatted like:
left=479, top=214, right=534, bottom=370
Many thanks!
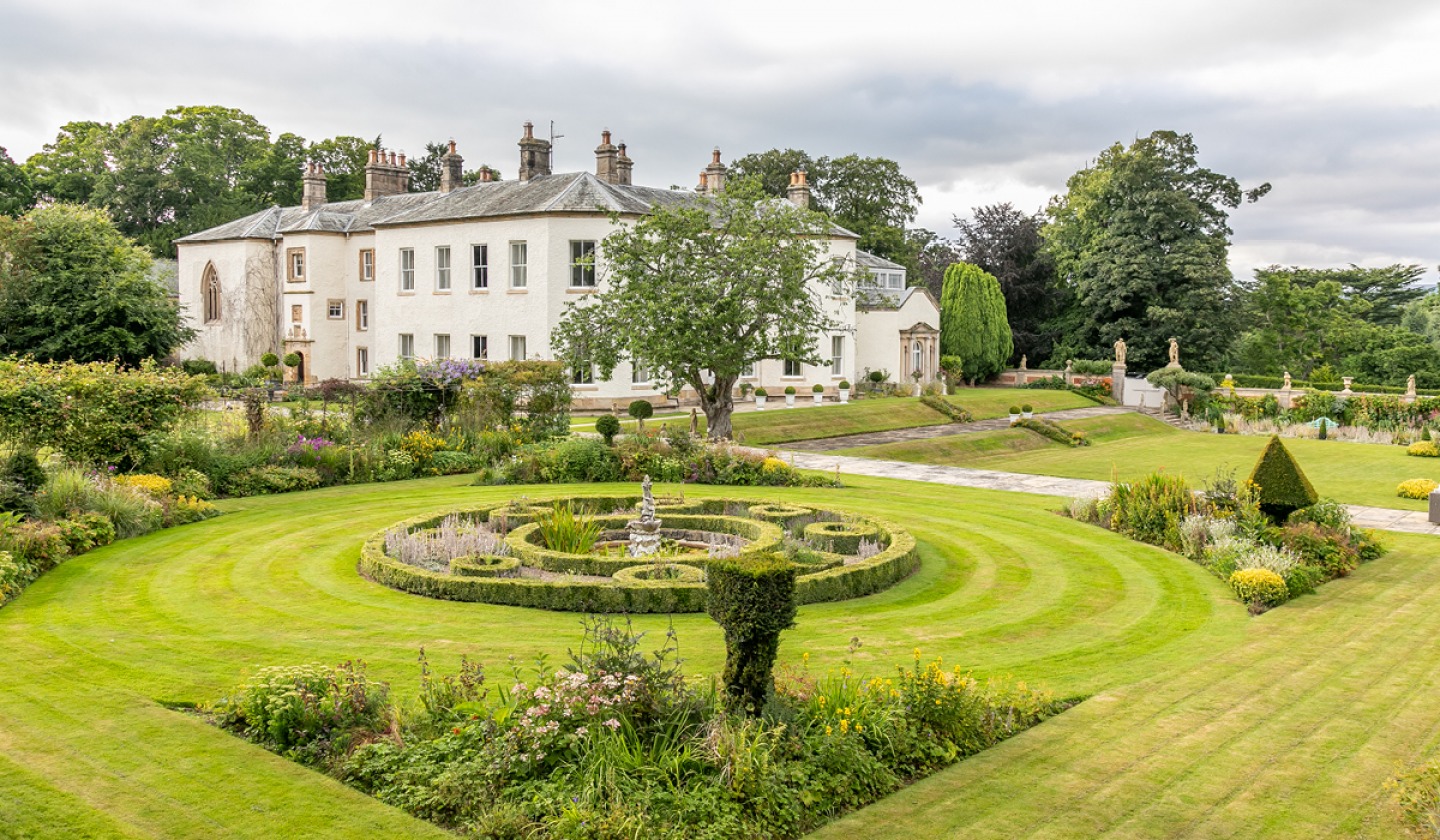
left=940, top=263, right=1013, bottom=384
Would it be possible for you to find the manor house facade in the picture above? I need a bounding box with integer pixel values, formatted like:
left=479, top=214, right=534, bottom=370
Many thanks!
left=175, top=124, right=940, bottom=407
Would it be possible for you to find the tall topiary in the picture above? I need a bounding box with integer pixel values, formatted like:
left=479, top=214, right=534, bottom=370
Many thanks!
left=705, top=552, right=798, bottom=715
left=1248, top=435, right=1318, bottom=523
left=940, top=263, right=1013, bottom=385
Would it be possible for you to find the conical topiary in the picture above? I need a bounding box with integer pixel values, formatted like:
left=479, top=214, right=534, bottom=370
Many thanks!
left=1248, top=435, right=1318, bottom=522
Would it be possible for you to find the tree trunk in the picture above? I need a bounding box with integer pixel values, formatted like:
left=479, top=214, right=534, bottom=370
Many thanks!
left=700, top=375, right=738, bottom=440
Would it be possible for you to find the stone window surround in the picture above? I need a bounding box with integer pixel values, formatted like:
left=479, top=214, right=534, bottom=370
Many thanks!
left=286, top=247, right=306, bottom=282
left=359, top=249, right=375, bottom=282
left=356, top=346, right=369, bottom=377
left=355, top=300, right=369, bottom=331
left=202, top=263, right=221, bottom=323
left=327, top=299, right=345, bottom=320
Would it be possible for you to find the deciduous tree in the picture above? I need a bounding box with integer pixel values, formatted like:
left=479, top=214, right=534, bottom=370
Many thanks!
left=1044, top=130, right=1268, bottom=371
left=0, top=204, right=196, bottom=364
left=552, top=179, right=856, bottom=440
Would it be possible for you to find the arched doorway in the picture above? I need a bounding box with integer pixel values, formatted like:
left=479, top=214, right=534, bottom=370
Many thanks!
left=293, top=352, right=305, bottom=385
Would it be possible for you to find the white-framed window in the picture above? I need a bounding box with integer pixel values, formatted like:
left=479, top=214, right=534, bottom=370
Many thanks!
left=571, top=342, right=594, bottom=385
left=569, top=240, right=597, bottom=287
left=356, top=347, right=369, bottom=377
left=435, top=246, right=451, bottom=291
left=359, top=249, right=374, bottom=282
left=784, top=359, right=802, bottom=377
left=399, top=248, right=415, bottom=291
left=509, top=241, right=528, bottom=288
left=287, top=248, right=305, bottom=281
left=471, top=244, right=489, bottom=290
left=471, top=335, right=488, bottom=360
left=508, top=335, right=527, bottom=361
left=632, top=359, right=650, bottom=384
left=912, top=340, right=923, bottom=375
left=740, top=361, right=755, bottom=378
left=831, top=335, right=844, bottom=376
left=356, top=300, right=369, bottom=331
left=399, top=333, right=415, bottom=360
left=435, top=333, right=451, bottom=359
left=327, top=299, right=344, bottom=320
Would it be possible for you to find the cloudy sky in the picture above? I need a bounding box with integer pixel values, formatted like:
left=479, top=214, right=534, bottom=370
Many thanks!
left=4, top=0, right=1439, bottom=283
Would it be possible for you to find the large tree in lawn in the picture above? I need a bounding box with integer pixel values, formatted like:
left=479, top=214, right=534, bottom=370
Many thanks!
left=552, top=179, right=855, bottom=440
left=1043, top=130, right=1268, bottom=371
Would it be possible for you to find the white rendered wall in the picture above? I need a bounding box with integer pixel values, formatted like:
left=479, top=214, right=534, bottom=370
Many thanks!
left=177, top=239, right=279, bottom=373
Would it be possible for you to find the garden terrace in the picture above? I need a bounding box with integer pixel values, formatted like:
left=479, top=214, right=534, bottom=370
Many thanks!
left=2, top=474, right=1438, bottom=837
left=359, top=496, right=917, bottom=612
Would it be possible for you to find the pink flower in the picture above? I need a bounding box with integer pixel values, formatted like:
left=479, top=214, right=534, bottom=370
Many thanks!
left=603, top=718, right=621, bottom=730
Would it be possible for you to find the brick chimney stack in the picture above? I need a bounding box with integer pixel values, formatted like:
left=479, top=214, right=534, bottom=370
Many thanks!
left=364, top=148, right=410, bottom=201
left=700, top=148, right=727, bottom=194
left=439, top=139, right=464, bottom=194
left=594, top=130, right=619, bottom=183
left=616, top=143, right=633, bottom=185
left=786, top=169, right=811, bottom=208
left=301, top=161, right=327, bottom=211
left=518, top=121, right=552, bottom=182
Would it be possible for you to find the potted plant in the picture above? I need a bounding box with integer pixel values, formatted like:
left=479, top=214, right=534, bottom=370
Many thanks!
left=739, top=382, right=753, bottom=401
left=784, top=385, right=797, bottom=407
left=1021, top=403, right=1034, bottom=419
left=754, top=387, right=768, bottom=410
left=812, top=383, right=825, bottom=406
left=838, top=380, right=851, bottom=403
left=1009, top=404, right=1022, bottom=424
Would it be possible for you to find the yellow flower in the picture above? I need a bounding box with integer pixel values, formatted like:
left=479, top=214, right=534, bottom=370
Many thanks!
left=840, top=719, right=850, bottom=732
left=817, top=696, right=825, bottom=707
left=825, top=725, right=832, bottom=736
left=856, top=724, right=864, bottom=733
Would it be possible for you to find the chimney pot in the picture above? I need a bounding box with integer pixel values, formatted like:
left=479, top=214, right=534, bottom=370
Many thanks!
left=448, top=139, right=456, bottom=154
left=712, top=147, right=722, bottom=164
left=397, top=153, right=406, bottom=167
left=523, top=121, right=534, bottom=139
left=368, top=149, right=378, bottom=164
left=602, top=129, right=612, bottom=144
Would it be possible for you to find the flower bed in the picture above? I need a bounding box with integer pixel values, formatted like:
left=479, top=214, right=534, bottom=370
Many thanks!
left=358, top=496, right=920, bottom=613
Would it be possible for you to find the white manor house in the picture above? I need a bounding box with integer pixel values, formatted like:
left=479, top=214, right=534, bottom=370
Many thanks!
left=176, top=124, right=940, bottom=407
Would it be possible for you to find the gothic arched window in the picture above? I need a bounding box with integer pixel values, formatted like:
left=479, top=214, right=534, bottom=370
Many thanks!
left=202, top=264, right=221, bottom=323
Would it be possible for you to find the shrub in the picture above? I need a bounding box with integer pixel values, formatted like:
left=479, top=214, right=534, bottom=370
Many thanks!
left=754, top=387, right=768, bottom=397
left=1103, top=472, right=1200, bottom=550
left=168, top=495, right=220, bottom=526
left=1202, top=535, right=1256, bottom=578
left=114, top=473, right=173, bottom=498
left=627, top=400, right=654, bottom=421
left=2, top=449, right=46, bottom=493
left=1288, top=498, right=1352, bottom=531
left=1008, top=405, right=1021, bottom=415
left=223, top=465, right=323, bottom=497
left=1398, top=478, right=1439, bottom=500
left=1388, top=760, right=1440, bottom=837
left=34, top=467, right=97, bottom=518
left=1247, top=435, right=1318, bottom=522
left=1407, top=441, right=1440, bottom=457
left=595, top=414, right=621, bottom=445
left=839, top=380, right=851, bottom=390
left=1021, top=403, right=1033, bottom=413
left=211, top=661, right=390, bottom=763
left=88, top=482, right=163, bottom=539
left=282, top=352, right=302, bottom=369
left=1280, top=522, right=1360, bottom=578
left=1229, top=568, right=1288, bottom=607
left=1284, top=564, right=1326, bottom=599
left=53, top=513, right=116, bottom=554
left=0, top=550, right=30, bottom=602
left=1012, top=417, right=1089, bottom=447
left=784, top=386, right=796, bottom=396
left=1235, top=543, right=1298, bottom=577
left=260, top=352, right=280, bottom=368
left=802, top=520, right=881, bottom=554
left=0, top=521, right=71, bottom=573
left=707, top=552, right=798, bottom=715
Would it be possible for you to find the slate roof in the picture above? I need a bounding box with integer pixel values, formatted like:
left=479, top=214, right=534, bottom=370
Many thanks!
left=854, top=249, right=905, bottom=271
left=175, top=172, right=860, bottom=243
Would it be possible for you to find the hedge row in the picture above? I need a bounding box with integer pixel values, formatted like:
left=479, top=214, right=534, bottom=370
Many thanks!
left=795, top=519, right=919, bottom=605
left=802, top=520, right=881, bottom=554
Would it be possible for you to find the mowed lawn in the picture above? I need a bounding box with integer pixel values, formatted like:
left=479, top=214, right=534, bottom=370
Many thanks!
left=0, top=473, right=1437, bottom=837
left=569, top=388, right=1096, bottom=445
left=839, top=412, right=1439, bottom=511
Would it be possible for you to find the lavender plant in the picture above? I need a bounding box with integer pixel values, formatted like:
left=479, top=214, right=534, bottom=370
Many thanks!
left=384, top=514, right=507, bottom=572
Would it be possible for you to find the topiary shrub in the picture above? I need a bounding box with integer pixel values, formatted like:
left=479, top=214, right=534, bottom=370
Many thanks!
left=706, top=552, right=798, bottom=715
left=1397, top=478, right=1438, bottom=500
left=283, top=352, right=302, bottom=369
left=260, top=353, right=280, bottom=368
left=1229, top=568, right=1288, bottom=608
left=626, top=399, right=654, bottom=424
left=1247, top=435, right=1318, bottom=523
left=1406, top=440, right=1439, bottom=457
left=594, top=414, right=621, bottom=445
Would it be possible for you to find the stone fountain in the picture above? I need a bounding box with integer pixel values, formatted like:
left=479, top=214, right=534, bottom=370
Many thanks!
left=626, top=475, right=663, bottom=557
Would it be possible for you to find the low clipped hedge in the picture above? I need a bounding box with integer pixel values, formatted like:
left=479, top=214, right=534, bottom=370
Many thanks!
left=506, top=514, right=785, bottom=576
left=802, top=520, right=882, bottom=554
left=450, top=555, right=521, bottom=578
left=613, top=563, right=707, bottom=584
left=747, top=504, right=814, bottom=529
left=358, top=498, right=921, bottom=613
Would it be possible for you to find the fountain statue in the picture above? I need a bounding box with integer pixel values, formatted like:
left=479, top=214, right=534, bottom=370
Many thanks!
left=627, top=475, right=663, bottom=557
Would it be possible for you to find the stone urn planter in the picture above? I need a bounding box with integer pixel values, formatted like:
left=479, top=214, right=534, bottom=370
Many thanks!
left=754, top=388, right=768, bottom=410
left=812, top=384, right=825, bottom=406
left=784, top=386, right=797, bottom=407
left=838, top=381, right=851, bottom=404
left=1009, top=405, right=1021, bottom=424
left=1021, top=404, right=1034, bottom=419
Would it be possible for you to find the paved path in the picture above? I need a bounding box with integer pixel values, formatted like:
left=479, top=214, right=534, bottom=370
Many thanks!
left=785, top=451, right=1440, bottom=537
left=783, top=405, right=1131, bottom=451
